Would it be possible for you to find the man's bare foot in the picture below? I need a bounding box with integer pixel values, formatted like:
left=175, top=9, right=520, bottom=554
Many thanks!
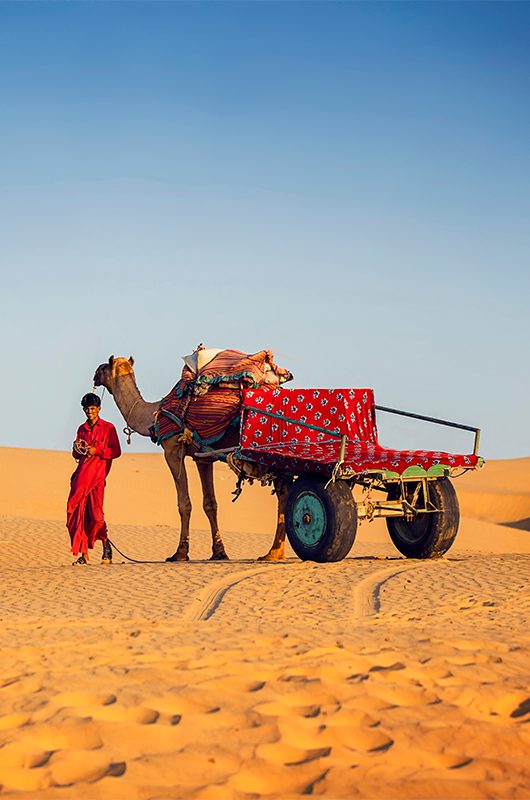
left=72, top=554, right=89, bottom=565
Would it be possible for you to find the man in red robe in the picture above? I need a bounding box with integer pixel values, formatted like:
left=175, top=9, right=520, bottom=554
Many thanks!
left=67, top=393, right=121, bottom=565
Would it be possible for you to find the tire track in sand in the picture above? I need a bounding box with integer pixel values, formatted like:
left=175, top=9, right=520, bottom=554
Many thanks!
left=352, top=562, right=424, bottom=619
left=181, top=566, right=275, bottom=622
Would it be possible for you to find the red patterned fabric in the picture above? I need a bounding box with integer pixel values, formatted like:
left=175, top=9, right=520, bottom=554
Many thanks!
left=154, top=349, right=293, bottom=446
left=155, top=387, right=245, bottom=446
left=176, top=349, right=292, bottom=397
left=239, top=388, right=480, bottom=476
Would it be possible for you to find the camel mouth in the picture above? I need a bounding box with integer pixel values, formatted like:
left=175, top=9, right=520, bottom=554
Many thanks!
left=93, top=364, right=110, bottom=391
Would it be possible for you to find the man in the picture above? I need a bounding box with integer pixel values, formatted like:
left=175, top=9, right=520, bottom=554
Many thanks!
left=67, top=393, right=121, bottom=565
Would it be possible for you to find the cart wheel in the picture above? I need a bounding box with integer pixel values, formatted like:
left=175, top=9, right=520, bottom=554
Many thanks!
left=285, top=475, right=357, bottom=562
left=386, top=478, right=460, bottom=559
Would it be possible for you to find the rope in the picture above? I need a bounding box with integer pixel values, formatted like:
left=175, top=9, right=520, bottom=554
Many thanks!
left=100, top=362, right=141, bottom=445
left=123, top=398, right=142, bottom=444
left=87, top=386, right=165, bottom=563
left=73, top=438, right=90, bottom=456
left=123, top=426, right=135, bottom=445
left=107, top=538, right=169, bottom=565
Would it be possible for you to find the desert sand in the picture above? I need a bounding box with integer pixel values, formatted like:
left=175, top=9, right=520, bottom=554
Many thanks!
left=0, top=446, right=529, bottom=799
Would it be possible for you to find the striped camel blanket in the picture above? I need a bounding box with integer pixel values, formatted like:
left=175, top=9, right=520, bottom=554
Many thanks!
left=153, top=349, right=293, bottom=447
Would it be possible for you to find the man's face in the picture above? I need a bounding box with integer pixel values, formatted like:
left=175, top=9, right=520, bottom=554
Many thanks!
left=83, top=405, right=100, bottom=425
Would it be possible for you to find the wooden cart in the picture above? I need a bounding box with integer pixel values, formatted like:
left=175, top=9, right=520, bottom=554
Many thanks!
left=229, top=387, right=483, bottom=562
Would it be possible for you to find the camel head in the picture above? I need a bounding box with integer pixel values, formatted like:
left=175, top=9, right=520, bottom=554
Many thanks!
left=93, top=355, right=135, bottom=395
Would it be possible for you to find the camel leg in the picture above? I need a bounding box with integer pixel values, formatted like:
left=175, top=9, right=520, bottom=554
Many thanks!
left=258, top=480, right=291, bottom=562
left=196, top=460, right=229, bottom=560
left=163, top=441, right=192, bottom=562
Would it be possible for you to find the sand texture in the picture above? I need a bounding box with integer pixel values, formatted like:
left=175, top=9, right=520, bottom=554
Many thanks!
left=0, top=447, right=529, bottom=799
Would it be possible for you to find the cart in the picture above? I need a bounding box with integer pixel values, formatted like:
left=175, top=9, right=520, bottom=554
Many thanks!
left=228, top=387, right=483, bottom=562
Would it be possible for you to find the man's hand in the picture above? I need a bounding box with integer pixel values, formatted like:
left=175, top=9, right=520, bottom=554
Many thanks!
left=86, top=446, right=97, bottom=457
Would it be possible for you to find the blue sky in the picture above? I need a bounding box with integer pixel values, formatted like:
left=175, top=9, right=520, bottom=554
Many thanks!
left=1, top=1, right=529, bottom=459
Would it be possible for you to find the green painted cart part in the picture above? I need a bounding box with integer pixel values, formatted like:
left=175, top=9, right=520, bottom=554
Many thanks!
left=339, top=460, right=484, bottom=481
left=291, top=491, right=327, bottom=547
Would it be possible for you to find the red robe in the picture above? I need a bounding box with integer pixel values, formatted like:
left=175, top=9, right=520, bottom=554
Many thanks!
left=67, top=418, right=121, bottom=555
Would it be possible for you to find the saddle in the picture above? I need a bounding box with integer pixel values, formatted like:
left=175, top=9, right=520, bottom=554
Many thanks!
left=152, top=346, right=293, bottom=448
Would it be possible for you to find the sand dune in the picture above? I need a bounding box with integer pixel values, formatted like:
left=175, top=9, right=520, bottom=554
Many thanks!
left=0, top=447, right=529, bottom=798
left=457, top=457, right=530, bottom=529
left=2, top=447, right=530, bottom=535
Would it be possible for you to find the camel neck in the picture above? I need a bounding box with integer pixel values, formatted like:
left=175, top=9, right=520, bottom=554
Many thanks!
left=111, top=373, right=160, bottom=438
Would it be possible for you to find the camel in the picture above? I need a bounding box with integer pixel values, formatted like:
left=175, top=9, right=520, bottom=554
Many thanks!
left=93, top=356, right=289, bottom=562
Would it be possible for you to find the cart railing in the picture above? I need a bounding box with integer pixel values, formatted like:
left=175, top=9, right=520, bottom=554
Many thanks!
left=374, top=405, right=481, bottom=456
left=194, top=402, right=481, bottom=474
left=240, top=404, right=481, bottom=456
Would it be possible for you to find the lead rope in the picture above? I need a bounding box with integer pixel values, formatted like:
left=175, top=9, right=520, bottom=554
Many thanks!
left=90, top=381, right=160, bottom=561
left=123, top=426, right=134, bottom=445
left=107, top=538, right=169, bottom=564
left=123, top=398, right=141, bottom=445
left=94, top=386, right=157, bottom=560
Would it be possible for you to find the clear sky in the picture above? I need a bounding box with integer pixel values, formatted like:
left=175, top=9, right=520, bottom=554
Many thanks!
left=1, top=1, right=529, bottom=459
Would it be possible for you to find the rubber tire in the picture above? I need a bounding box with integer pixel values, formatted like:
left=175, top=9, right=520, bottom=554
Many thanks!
left=386, top=478, right=460, bottom=559
left=285, top=475, right=357, bottom=562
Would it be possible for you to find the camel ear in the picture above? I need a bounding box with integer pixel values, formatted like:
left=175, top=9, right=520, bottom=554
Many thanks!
left=129, top=356, right=134, bottom=366
left=109, top=355, right=115, bottom=365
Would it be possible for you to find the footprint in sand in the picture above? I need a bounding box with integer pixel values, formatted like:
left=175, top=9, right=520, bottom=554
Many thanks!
left=324, top=725, right=393, bottom=752
left=371, top=684, right=439, bottom=707
left=0, top=753, right=126, bottom=792
left=194, top=676, right=266, bottom=693
left=123, top=746, right=240, bottom=792
left=0, top=764, right=53, bottom=792
left=272, top=685, right=339, bottom=708
left=401, top=664, right=453, bottom=682
left=50, top=691, right=117, bottom=708
left=0, top=676, right=41, bottom=696
left=254, top=700, right=321, bottom=718
left=256, top=742, right=330, bottom=765
left=490, top=691, right=530, bottom=718
left=274, top=711, right=394, bottom=754
left=324, top=707, right=379, bottom=729
left=0, top=742, right=51, bottom=769
left=180, top=709, right=253, bottom=733
left=510, top=696, right=530, bottom=719
left=342, top=695, right=392, bottom=713
left=70, top=704, right=159, bottom=724
left=275, top=714, right=327, bottom=750
left=419, top=749, right=474, bottom=769
left=49, top=751, right=126, bottom=786
left=446, top=654, right=478, bottom=666
left=0, top=713, right=30, bottom=730
left=444, top=686, right=530, bottom=719
left=143, top=694, right=218, bottom=715
left=20, top=719, right=103, bottom=751
left=228, top=756, right=327, bottom=795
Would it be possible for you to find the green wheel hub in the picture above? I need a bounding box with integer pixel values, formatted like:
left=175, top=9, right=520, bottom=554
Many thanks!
left=292, top=491, right=327, bottom=547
